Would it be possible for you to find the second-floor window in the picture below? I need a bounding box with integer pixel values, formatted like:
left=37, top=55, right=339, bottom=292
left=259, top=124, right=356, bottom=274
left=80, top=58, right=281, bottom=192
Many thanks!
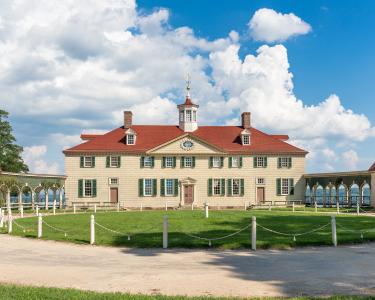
left=142, top=156, right=154, bottom=168
left=254, top=156, right=267, bottom=168
left=81, top=156, right=95, bottom=168
left=110, top=156, right=119, bottom=167
left=164, top=156, right=175, bottom=168
left=211, top=156, right=223, bottom=168
left=183, top=156, right=193, bottom=168
left=278, top=157, right=292, bottom=168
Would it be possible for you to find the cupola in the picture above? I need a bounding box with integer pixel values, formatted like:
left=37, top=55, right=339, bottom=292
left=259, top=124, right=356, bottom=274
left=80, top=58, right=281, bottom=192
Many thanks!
left=177, top=75, right=199, bottom=132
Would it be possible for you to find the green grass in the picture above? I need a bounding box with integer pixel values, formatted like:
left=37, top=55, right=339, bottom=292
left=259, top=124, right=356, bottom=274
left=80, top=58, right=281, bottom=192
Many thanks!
left=0, top=284, right=372, bottom=300
left=3, top=210, right=375, bottom=249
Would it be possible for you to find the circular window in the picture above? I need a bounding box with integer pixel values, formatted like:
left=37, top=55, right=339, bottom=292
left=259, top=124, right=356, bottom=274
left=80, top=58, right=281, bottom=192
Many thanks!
left=181, top=139, right=194, bottom=151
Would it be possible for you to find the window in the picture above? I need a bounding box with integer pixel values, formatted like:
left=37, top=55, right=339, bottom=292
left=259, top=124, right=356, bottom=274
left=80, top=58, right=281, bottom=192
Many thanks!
left=186, top=110, right=192, bottom=122
left=84, top=180, right=93, bottom=197
left=232, top=156, right=239, bottom=168
left=255, top=157, right=267, bottom=168
left=110, top=156, right=119, bottom=167
left=257, top=178, right=265, bottom=185
left=127, top=134, right=135, bottom=145
left=212, top=157, right=221, bottom=168
left=143, top=156, right=153, bottom=167
left=165, top=179, right=174, bottom=196
left=232, top=179, right=240, bottom=196
left=213, top=179, right=222, bottom=196
left=165, top=156, right=174, bottom=168
left=279, top=157, right=291, bottom=168
left=184, top=156, right=193, bottom=168
left=180, top=111, right=184, bottom=122
left=144, top=179, right=153, bottom=196
left=109, top=178, right=119, bottom=185
left=193, top=111, right=197, bottom=122
left=242, top=135, right=250, bottom=145
left=281, top=178, right=290, bottom=195
left=84, top=156, right=94, bottom=168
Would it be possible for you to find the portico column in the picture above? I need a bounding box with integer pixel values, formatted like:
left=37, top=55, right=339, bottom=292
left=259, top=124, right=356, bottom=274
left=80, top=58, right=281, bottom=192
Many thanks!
left=31, top=191, right=35, bottom=210
left=179, top=182, right=183, bottom=206
left=6, top=190, right=11, bottom=212
left=18, top=190, right=22, bottom=211
left=371, top=173, right=375, bottom=207
left=59, top=189, right=63, bottom=209
left=45, top=190, right=49, bottom=210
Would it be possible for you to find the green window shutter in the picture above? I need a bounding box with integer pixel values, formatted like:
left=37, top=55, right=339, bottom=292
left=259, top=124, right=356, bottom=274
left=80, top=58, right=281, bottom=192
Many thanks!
left=240, top=179, right=245, bottom=196
left=162, top=157, right=166, bottom=168
left=239, top=157, right=243, bottom=168
left=80, top=157, right=84, bottom=168
left=229, top=157, right=232, bottom=168
left=208, top=179, right=212, bottom=196
left=174, top=179, right=179, bottom=196
left=140, top=157, right=144, bottom=168
left=277, top=158, right=282, bottom=168
left=276, top=178, right=281, bottom=196
left=91, top=157, right=95, bottom=168
left=221, top=179, right=225, bottom=196
left=160, top=179, right=165, bottom=196
left=106, top=156, right=110, bottom=168
left=289, top=178, right=294, bottom=195
left=209, top=157, right=213, bottom=168
left=220, top=157, right=224, bottom=168
left=264, top=157, right=268, bottom=168
left=253, top=157, right=257, bottom=168
left=78, top=179, right=83, bottom=198
left=139, top=179, right=144, bottom=197
left=227, top=179, right=232, bottom=196
left=173, top=157, right=176, bottom=168
left=192, top=156, right=196, bottom=168
left=288, top=157, right=292, bottom=168
left=117, top=156, right=121, bottom=168
left=92, top=180, right=97, bottom=197
left=151, top=157, right=155, bottom=168
left=152, top=179, right=157, bottom=196
left=181, top=157, right=185, bottom=168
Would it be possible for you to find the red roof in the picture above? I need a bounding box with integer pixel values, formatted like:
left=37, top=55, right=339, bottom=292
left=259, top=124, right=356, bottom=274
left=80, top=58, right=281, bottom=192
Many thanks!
left=369, top=162, right=375, bottom=172
left=80, top=134, right=102, bottom=141
left=64, top=125, right=307, bottom=155
left=269, top=134, right=289, bottom=141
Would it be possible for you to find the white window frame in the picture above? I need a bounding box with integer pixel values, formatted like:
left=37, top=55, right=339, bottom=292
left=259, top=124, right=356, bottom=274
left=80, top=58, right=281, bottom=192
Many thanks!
left=212, top=157, right=221, bottom=168
left=232, top=156, right=240, bottom=168
left=83, top=156, right=93, bottom=168
left=281, top=178, right=290, bottom=196
left=109, top=156, right=119, bottom=168
left=165, top=156, right=174, bottom=168
left=242, top=135, right=250, bottom=145
left=280, top=157, right=290, bottom=168
left=127, top=134, right=135, bottom=145
left=109, top=177, right=119, bottom=185
left=232, top=179, right=240, bottom=196
left=180, top=111, right=184, bottom=122
left=256, top=157, right=266, bottom=168
left=165, top=179, right=174, bottom=196
left=184, top=156, right=193, bottom=168
left=143, top=157, right=153, bottom=168
left=213, top=179, right=222, bottom=196
left=143, top=179, right=153, bottom=197
left=83, top=179, right=93, bottom=197
left=256, top=178, right=265, bottom=185
left=193, top=110, right=197, bottom=122
left=186, top=110, right=192, bottom=122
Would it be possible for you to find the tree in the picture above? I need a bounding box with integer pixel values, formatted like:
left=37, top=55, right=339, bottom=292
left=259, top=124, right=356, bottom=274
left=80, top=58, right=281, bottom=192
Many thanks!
left=0, top=109, right=29, bottom=173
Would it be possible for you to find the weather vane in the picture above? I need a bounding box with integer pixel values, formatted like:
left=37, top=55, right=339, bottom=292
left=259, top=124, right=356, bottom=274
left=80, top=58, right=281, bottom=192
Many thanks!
left=185, top=73, right=191, bottom=98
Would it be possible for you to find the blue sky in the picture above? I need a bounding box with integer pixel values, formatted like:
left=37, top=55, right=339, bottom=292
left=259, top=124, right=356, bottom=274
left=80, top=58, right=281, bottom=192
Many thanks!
left=0, top=0, right=374, bottom=173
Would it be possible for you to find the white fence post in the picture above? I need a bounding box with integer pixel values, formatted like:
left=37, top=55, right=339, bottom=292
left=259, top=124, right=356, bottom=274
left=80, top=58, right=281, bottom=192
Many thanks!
left=165, top=202, right=168, bottom=211
left=205, top=202, right=209, bottom=218
left=36, top=204, right=39, bottom=216
left=357, top=201, right=360, bottom=216
left=0, top=208, right=3, bottom=228
left=191, top=203, right=194, bottom=211
left=140, top=203, right=143, bottom=211
left=73, top=204, right=76, bottom=214
left=90, top=215, right=95, bottom=245
left=8, top=213, right=12, bottom=234
left=94, top=204, right=97, bottom=214
left=336, top=201, right=340, bottom=214
left=117, top=202, right=120, bottom=212
left=314, top=201, right=317, bottom=213
left=292, top=202, right=295, bottom=212
left=20, top=205, right=24, bottom=218
left=53, top=200, right=56, bottom=215
left=251, top=216, right=256, bottom=251
left=268, top=203, right=271, bottom=211
left=331, top=215, right=337, bottom=247
left=37, top=214, right=42, bottom=238
left=244, top=201, right=247, bottom=211
left=163, top=215, right=168, bottom=249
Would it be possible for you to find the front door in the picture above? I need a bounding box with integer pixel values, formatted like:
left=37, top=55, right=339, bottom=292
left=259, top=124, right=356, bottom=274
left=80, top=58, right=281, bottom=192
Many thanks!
left=110, top=187, right=118, bottom=203
left=184, top=185, right=194, bottom=205
left=257, top=187, right=265, bottom=203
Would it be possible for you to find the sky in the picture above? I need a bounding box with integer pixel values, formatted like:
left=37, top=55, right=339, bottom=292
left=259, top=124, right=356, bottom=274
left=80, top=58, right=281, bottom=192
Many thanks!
left=0, top=0, right=374, bottom=174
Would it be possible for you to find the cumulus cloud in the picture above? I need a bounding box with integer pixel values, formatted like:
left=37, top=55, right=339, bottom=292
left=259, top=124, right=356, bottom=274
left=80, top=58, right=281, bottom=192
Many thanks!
left=342, top=150, right=359, bottom=170
left=0, top=1, right=373, bottom=173
left=249, top=8, right=312, bottom=42
left=23, top=145, right=59, bottom=174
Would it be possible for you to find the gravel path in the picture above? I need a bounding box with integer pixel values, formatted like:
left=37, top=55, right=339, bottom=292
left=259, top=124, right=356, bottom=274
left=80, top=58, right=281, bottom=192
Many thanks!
left=1, top=235, right=375, bottom=297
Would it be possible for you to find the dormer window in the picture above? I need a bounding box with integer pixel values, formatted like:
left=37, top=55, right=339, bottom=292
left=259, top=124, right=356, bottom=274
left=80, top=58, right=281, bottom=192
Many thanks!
left=125, top=128, right=136, bottom=145
left=243, top=135, right=249, bottom=145
left=241, top=129, right=251, bottom=146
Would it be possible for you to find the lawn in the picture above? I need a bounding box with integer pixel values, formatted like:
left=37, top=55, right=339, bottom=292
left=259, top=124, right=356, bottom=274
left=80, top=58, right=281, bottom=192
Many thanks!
left=2, top=210, right=375, bottom=249
left=0, top=284, right=372, bottom=300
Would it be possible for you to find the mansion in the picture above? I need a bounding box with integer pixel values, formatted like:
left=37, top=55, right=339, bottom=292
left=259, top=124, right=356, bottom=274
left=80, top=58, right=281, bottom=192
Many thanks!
left=64, top=89, right=308, bottom=208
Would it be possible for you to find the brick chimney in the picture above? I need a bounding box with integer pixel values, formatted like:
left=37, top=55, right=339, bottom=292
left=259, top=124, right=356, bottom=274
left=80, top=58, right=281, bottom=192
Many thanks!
left=124, top=111, right=133, bottom=129
left=241, top=112, right=251, bottom=129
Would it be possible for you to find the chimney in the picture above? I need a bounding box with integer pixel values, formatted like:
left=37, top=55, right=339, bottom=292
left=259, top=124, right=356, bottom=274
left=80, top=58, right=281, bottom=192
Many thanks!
left=124, top=111, right=133, bottom=129
left=241, top=112, right=251, bottom=129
